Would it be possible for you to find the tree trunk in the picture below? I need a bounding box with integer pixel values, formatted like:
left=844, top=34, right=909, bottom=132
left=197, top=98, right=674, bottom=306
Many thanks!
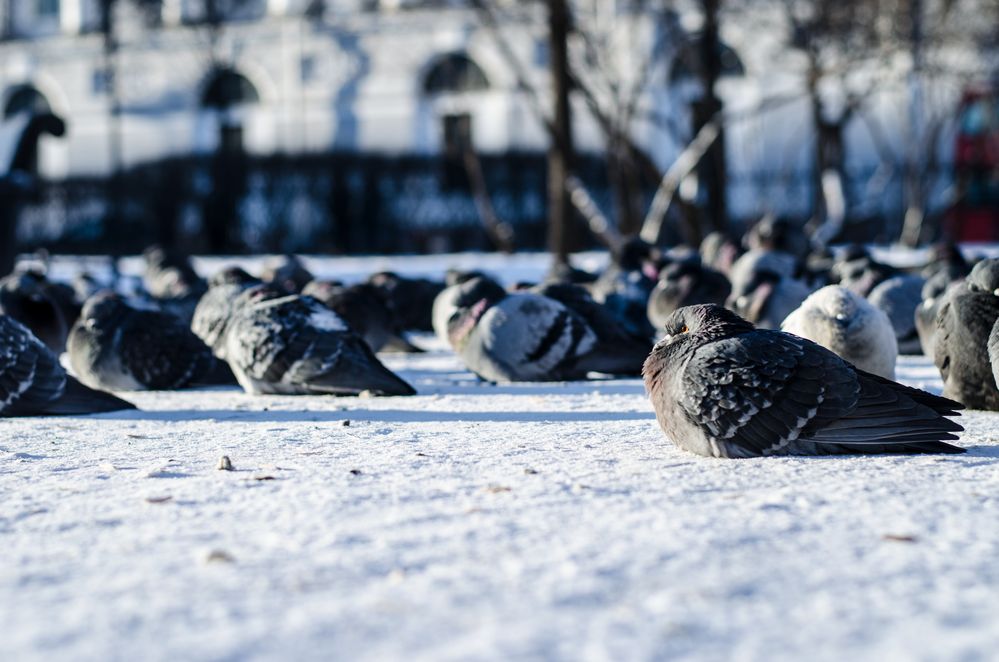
left=547, top=0, right=576, bottom=265
left=695, top=0, right=727, bottom=236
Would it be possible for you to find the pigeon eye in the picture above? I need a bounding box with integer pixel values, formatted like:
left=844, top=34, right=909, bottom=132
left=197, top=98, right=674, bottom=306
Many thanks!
left=681, top=325, right=689, bottom=333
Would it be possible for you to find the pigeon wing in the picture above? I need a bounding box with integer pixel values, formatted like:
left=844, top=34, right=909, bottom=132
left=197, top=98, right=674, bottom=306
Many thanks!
left=677, top=331, right=859, bottom=456
left=0, top=316, right=66, bottom=415
left=119, top=310, right=219, bottom=389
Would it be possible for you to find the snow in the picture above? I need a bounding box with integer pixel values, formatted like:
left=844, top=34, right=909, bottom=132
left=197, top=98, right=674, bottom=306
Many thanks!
left=4, top=251, right=999, bottom=661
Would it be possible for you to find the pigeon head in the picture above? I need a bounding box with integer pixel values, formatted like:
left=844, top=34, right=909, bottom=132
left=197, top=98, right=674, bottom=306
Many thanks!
left=232, top=283, right=287, bottom=311
left=810, top=285, right=866, bottom=330
left=80, top=290, right=130, bottom=325
left=446, top=277, right=506, bottom=348
left=614, top=235, right=658, bottom=271
left=967, top=259, right=999, bottom=295
left=644, top=304, right=754, bottom=376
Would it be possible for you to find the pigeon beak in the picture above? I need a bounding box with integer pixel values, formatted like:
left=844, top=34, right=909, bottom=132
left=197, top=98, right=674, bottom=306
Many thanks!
left=994, top=288, right=999, bottom=297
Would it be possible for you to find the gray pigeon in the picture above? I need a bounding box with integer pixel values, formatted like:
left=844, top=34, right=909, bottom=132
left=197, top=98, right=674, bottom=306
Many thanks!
left=446, top=277, right=642, bottom=382
left=191, top=268, right=264, bottom=360
left=915, top=271, right=964, bottom=356
left=643, top=304, right=964, bottom=457
left=302, top=280, right=395, bottom=353
left=68, top=292, right=235, bottom=391
left=933, top=259, right=999, bottom=410
left=868, top=275, right=925, bottom=355
left=781, top=285, right=897, bottom=379
left=221, top=286, right=415, bottom=396
left=647, top=260, right=731, bottom=332
left=1, top=314, right=135, bottom=416
left=262, top=254, right=314, bottom=294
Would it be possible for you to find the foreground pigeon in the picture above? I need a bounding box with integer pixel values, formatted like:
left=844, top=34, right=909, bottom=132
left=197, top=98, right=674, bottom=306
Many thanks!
left=933, top=260, right=999, bottom=410
left=68, top=292, right=235, bottom=391
left=1, top=315, right=135, bottom=416
left=643, top=304, right=964, bottom=457
left=781, top=285, right=897, bottom=379
left=446, top=277, right=642, bottom=382
left=221, top=287, right=415, bottom=396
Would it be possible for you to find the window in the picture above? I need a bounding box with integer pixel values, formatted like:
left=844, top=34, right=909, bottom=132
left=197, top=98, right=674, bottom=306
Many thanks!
left=423, top=54, right=489, bottom=95
left=201, top=69, right=259, bottom=110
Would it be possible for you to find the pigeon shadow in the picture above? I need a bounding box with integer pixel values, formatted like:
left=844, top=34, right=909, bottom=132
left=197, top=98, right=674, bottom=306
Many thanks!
left=96, top=408, right=656, bottom=424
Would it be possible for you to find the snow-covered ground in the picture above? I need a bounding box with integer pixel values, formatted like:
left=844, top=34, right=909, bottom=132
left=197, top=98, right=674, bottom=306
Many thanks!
left=3, top=251, right=999, bottom=661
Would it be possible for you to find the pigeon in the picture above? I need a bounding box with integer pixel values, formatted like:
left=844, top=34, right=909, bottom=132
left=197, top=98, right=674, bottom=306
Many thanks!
left=446, top=277, right=642, bottom=382
left=531, top=281, right=651, bottom=374
left=643, top=304, right=964, bottom=457
left=933, top=259, right=999, bottom=410
left=700, top=232, right=741, bottom=276
left=191, top=267, right=264, bottom=360
left=141, top=246, right=207, bottom=323
left=647, top=260, right=731, bottom=332
left=367, top=271, right=445, bottom=333
left=432, top=275, right=506, bottom=345
left=915, top=271, right=964, bottom=356
left=588, top=236, right=659, bottom=339
left=220, top=286, right=416, bottom=396
left=989, top=318, right=999, bottom=397
left=1, top=314, right=135, bottom=416
left=831, top=249, right=898, bottom=298
left=728, top=249, right=797, bottom=299
left=727, top=268, right=810, bottom=330
left=744, top=215, right=809, bottom=261
left=262, top=254, right=314, bottom=294
left=302, top=280, right=395, bottom=353
left=781, top=285, right=897, bottom=379
left=868, top=275, right=925, bottom=355
left=0, top=270, right=68, bottom=352
left=68, top=292, right=236, bottom=391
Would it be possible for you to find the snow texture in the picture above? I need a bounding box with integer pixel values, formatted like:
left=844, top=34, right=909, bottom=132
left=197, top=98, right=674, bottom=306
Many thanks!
left=3, top=251, right=999, bottom=661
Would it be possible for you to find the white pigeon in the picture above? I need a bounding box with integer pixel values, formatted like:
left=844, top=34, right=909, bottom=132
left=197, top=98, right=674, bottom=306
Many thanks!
left=781, top=285, right=898, bottom=379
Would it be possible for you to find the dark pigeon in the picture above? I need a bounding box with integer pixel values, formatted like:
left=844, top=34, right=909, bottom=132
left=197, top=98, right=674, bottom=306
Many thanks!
left=0, top=270, right=68, bottom=352
left=588, top=236, right=659, bottom=339
left=915, top=270, right=964, bottom=356
left=933, top=259, right=999, bottom=410
left=262, top=255, right=314, bottom=294
left=141, top=246, right=207, bottom=323
left=643, top=304, right=964, bottom=457
left=69, top=292, right=236, bottom=391
left=220, top=287, right=415, bottom=396
left=367, top=271, right=446, bottom=334
left=1, top=314, right=135, bottom=416
left=191, top=268, right=266, bottom=360
left=303, top=280, right=395, bottom=353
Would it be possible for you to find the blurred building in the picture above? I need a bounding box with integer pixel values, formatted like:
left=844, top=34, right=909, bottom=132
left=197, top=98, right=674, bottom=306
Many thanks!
left=0, top=0, right=992, bottom=253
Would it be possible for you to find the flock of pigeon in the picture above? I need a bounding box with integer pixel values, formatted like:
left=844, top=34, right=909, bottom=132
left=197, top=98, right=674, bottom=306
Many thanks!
left=2, top=218, right=998, bottom=458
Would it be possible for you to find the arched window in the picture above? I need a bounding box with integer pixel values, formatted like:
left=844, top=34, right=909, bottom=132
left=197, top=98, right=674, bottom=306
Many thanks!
left=201, top=69, right=260, bottom=110
left=669, top=38, right=745, bottom=84
left=3, top=85, right=52, bottom=119
left=423, top=53, right=489, bottom=95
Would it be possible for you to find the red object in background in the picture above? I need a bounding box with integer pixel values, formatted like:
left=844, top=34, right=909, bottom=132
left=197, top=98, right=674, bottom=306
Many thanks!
left=947, top=85, right=999, bottom=242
